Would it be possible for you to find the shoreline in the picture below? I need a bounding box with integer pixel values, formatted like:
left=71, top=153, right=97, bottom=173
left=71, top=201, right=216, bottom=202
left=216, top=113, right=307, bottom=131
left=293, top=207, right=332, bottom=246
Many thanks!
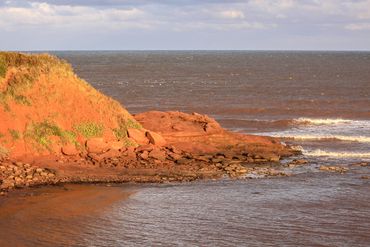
left=1, top=110, right=302, bottom=196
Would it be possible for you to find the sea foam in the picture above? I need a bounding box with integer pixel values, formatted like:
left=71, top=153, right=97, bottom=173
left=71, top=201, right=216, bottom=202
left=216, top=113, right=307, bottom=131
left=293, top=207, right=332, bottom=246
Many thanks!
left=277, top=134, right=370, bottom=143
left=303, top=149, right=370, bottom=158
left=294, top=118, right=354, bottom=125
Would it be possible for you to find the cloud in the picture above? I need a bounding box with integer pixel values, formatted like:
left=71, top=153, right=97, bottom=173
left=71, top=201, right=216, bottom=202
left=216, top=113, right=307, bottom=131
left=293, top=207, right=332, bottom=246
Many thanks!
left=0, top=2, right=150, bottom=30
left=0, top=0, right=370, bottom=50
left=345, top=23, right=370, bottom=30
left=218, top=10, right=245, bottom=19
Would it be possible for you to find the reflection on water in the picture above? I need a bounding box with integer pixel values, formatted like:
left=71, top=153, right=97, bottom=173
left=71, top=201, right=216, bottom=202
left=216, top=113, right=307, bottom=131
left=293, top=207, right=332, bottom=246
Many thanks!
left=1, top=170, right=369, bottom=246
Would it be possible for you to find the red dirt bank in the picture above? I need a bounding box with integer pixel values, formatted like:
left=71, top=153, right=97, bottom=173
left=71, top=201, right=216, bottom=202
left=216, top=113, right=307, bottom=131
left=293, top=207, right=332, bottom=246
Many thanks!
left=0, top=52, right=299, bottom=195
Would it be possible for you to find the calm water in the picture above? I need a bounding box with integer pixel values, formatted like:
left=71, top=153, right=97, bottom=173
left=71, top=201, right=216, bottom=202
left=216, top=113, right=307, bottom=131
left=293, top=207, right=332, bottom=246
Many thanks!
left=2, top=51, right=368, bottom=246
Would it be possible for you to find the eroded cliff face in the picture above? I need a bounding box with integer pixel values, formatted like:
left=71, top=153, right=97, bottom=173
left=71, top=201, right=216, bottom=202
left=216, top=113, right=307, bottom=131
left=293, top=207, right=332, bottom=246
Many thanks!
left=0, top=52, right=142, bottom=158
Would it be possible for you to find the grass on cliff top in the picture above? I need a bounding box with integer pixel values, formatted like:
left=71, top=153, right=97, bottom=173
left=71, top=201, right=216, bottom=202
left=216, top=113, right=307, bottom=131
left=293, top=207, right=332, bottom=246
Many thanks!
left=0, top=52, right=73, bottom=109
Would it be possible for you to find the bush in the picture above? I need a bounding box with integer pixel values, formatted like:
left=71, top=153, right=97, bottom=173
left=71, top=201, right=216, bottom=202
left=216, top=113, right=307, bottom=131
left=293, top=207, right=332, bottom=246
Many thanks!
left=113, top=117, right=141, bottom=140
left=8, top=129, right=20, bottom=140
left=0, top=145, right=8, bottom=157
left=74, top=122, right=104, bottom=138
left=24, top=121, right=76, bottom=150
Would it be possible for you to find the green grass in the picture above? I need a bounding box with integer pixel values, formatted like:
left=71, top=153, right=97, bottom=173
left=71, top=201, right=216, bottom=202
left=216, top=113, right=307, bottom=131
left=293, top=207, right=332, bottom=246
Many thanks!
left=0, top=145, right=8, bottom=157
left=0, top=55, right=6, bottom=78
left=122, top=137, right=138, bottom=147
left=74, top=122, right=104, bottom=138
left=0, top=52, right=71, bottom=109
left=8, top=129, right=20, bottom=140
left=113, top=117, right=142, bottom=140
left=24, top=120, right=77, bottom=150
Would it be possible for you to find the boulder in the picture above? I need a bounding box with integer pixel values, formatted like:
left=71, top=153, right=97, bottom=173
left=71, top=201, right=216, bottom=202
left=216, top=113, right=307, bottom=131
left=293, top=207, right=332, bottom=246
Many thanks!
left=107, top=141, right=125, bottom=151
left=100, top=149, right=121, bottom=159
left=140, top=151, right=149, bottom=160
left=61, top=144, right=79, bottom=156
left=86, top=138, right=109, bottom=154
left=124, top=147, right=137, bottom=161
left=149, top=149, right=167, bottom=161
left=146, top=131, right=166, bottom=146
left=127, top=128, right=148, bottom=145
left=135, top=144, right=154, bottom=153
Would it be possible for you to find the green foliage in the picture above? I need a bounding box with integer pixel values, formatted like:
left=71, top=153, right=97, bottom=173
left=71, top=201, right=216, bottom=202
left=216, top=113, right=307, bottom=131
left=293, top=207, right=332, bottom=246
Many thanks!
left=113, top=117, right=142, bottom=140
left=0, top=55, right=6, bottom=78
left=122, top=137, right=138, bottom=147
left=0, top=52, right=71, bottom=108
left=0, top=145, right=8, bottom=157
left=24, top=121, right=76, bottom=150
left=8, top=129, right=20, bottom=140
left=74, top=122, right=104, bottom=138
left=126, top=118, right=142, bottom=129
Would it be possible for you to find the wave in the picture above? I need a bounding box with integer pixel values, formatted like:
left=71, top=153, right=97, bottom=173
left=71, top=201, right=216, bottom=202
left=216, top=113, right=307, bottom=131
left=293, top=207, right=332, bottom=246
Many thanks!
left=293, top=118, right=354, bottom=125
left=303, top=149, right=370, bottom=158
left=275, top=134, right=370, bottom=143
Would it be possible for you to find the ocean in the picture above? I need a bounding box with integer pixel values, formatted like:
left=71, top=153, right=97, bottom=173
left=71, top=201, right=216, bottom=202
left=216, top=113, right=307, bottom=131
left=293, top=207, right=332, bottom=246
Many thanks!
left=1, top=51, right=369, bottom=246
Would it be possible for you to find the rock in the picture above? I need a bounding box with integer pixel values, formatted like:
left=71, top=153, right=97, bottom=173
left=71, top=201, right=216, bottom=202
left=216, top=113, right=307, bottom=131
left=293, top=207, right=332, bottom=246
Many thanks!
left=361, top=176, right=369, bottom=179
left=86, top=138, right=109, bottom=154
left=319, top=165, right=348, bottom=173
left=168, top=153, right=182, bottom=161
left=146, top=131, right=166, bottom=146
left=36, top=168, right=43, bottom=173
left=140, top=151, right=149, bottom=160
left=268, top=155, right=280, bottom=162
left=176, top=158, right=189, bottom=164
left=99, top=149, right=121, bottom=159
left=61, top=144, right=79, bottom=156
left=88, top=153, right=104, bottom=162
left=124, top=147, right=137, bottom=161
left=127, top=128, right=148, bottom=145
left=149, top=149, right=167, bottom=161
left=135, top=144, right=154, bottom=153
left=107, top=141, right=125, bottom=151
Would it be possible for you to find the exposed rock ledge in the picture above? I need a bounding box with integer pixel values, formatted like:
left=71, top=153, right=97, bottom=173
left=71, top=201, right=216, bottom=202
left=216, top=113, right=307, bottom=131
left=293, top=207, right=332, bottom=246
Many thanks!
left=0, top=111, right=300, bottom=195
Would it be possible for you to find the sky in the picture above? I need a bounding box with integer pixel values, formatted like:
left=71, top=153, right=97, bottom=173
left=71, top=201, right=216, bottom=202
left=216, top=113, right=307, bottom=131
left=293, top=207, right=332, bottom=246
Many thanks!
left=0, top=0, right=370, bottom=50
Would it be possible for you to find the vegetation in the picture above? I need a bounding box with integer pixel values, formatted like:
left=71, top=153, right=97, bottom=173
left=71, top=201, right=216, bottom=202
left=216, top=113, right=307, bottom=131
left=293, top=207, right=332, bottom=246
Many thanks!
left=113, top=117, right=142, bottom=140
left=0, top=52, right=72, bottom=109
left=74, top=122, right=104, bottom=138
left=122, top=137, right=138, bottom=147
left=0, top=145, right=8, bottom=157
left=8, top=129, right=20, bottom=140
left=0, top=55, right=6, bottom=78
left=24, top=120, right=76, bottom=150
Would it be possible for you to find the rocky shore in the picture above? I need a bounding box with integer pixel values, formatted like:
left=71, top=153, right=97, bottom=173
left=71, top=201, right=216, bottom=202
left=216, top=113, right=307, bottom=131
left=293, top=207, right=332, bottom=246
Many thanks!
left=0, top=109, right=303, bottom=195
left=2, top=110, right=365, bottom=196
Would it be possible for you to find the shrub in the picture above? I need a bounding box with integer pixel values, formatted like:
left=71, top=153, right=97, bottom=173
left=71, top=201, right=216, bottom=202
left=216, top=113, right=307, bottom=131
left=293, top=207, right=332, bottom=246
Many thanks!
left=24, top=121, right=76, bottom=150
left=74, top=122, right=104, bottom=138
left=8, top=129, right=20, bottom=140
left=113, top=117, right=141, bottom=140
left=0, top=55, right=6, bottom=78
left=0, top=145, right=8, bottom=157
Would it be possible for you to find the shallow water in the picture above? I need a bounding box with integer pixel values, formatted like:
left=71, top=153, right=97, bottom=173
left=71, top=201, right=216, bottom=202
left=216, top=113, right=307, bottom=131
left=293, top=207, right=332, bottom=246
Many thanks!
left=2, top=51, right=368, bottom=246
left=1, top=171, right=369, bottom=246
